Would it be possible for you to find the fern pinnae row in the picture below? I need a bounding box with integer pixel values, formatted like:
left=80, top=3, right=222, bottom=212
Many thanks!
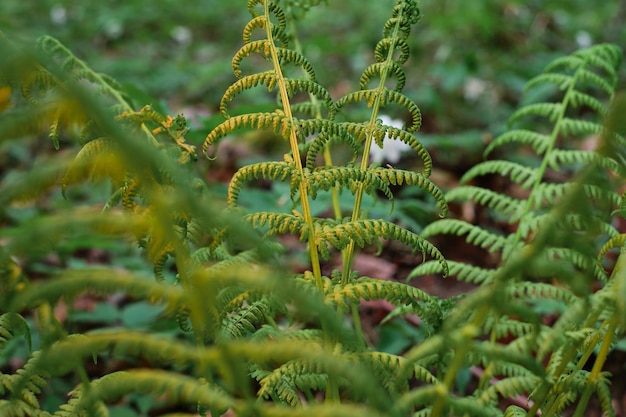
left=484, top=130, right=551, bottom=157
left=317, top=218, right=448, bottom=276
left=421, top=219, right=508, bottom=253
left=246, top=212, right=308, bottom=240
left=461, top=160, right=537, bottom=188
left=304, top=130, right=360, bottom=170
left=370, top=168, right=447, bottom=216
left=332, top=89, right=421, bottom=134
left=306, top=166, right=394, bottom=204
left=446, top=186, right=523, bottom=220
left=227, top=161, right=296, bottom=206
left=359, top=62, right=407, bottom=92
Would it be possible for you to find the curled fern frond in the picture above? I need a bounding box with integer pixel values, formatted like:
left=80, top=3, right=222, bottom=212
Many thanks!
left=228, top=161, right=297, bottom=206
left=246, top=212, right=307, bottom=239
left=333, top=89, right=421, bottom=134
left=370, top=168, right=447, bottom=216
left=305, top=130, right=360, bottom=169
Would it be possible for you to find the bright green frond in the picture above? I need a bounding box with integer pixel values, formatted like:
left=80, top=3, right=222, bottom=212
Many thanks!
left=484, top=130, right=551, bottom=157
left=461, top=160, right=537, bottom=188
left=421, top=219, right=508, bottom=253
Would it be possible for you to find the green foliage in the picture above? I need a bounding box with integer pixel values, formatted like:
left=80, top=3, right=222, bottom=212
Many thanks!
left=1, top=1, right=625, bottom=417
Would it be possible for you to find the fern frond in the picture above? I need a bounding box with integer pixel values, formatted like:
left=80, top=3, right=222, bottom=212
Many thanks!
left=232, top=41, right=316, bottom=81
left=359, top=62, right=407, bottom=92
left=220, top=75, right=333, bottom=119
left=246, top=212, right=307, bottom=239
left=330, top=277, right=432, bottom=306
left=228, top=161, right=296, bottom=206
left=421, top=219, right=509, bottom=253
left=204, top=112, right=291, bottom=152
left=316, top=219, right=448, bottom=275
left=484, top=130, right=551, bottom=157
left=370, top=168, right=447, bottom=216
left=447, top=186, right=522, bottom=220
left=306, top=166, right=394, bottom=202
left=410, top=259, right=497, bottom=284
left=0, top=313, right=32, bottom=352
left=478, top=376, right=540, bottom=404
left=461, top=160, right=537, bottom=187
left=508, top=102, right=563, bottom=126
left=305, top=130, right=360, bottom=169
left=61, top=137, right=125, bottom=197
left=506, top=282, right=577, bottom=304
left=8, top=268, right=184, bottom=313
left=72, top=370, right=234, bottom=414
left=333, top=89, right=421, bottom=133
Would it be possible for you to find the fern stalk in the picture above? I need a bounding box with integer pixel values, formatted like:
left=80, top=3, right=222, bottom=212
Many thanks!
left=340, top=2, right=412, bottom=284
left=263, top=0, right=323, bottom=289
left=285, top=4, right=343, bottom=221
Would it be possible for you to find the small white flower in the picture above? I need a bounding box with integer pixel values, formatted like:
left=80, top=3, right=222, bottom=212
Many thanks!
left=369, top=115, right=411, bottom=164
left=171, top=26, right=193, bottom=45
left=463, top=77, right=487, bottom=101
left=575, top=31, right=592, bottom=48
left=50, top=5, right=67, bottom=25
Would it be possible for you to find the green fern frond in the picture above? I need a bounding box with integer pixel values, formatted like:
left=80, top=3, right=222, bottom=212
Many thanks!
left=461, top=160, right=537, bottom=188
left=410, top=260, right=497, bottom=285
left=0, top=313, right=31, bottom=352
left=421, top=219, right=509, bottom=253
left=220, top=74, right=333, bottom=119
left=228, top=161, right=296, bottom=206
left=246, top=212, right=307, bottom=239
left=370, top=168, right=447, bottom=216
left=333, top=89, right=421, bottom=134
left=446, top=186, right=523, bottom=221
left=8, top=268, right=184, bottom=313
left=232, top=41, right=316, bottom=81
left=219, top=299, right=270, bottom=340
left=306, top=166, right=394, bottom=202
left=484, top=130, right=551, bottom=157
left=359, top=62, right=407, bottom=92
left=305, top=130, right=360, bottom=169
left=508, top=102, right=563, bottom=126
left=316, top=219, right=448, bottom=275
left=61, top=137, right=124, bottom=197
left=71, top=370, right=234, bottom=415
left=506, top=282, right=577, bottom=304
left=330, top=277, right=432, bottom=306
left=597, top=234, right=626, bottom=263
left=204, top=112, right=290, bottom=152
left=546, top=149, right=625, bottom=176
left=478, top=375, right=540, bottom=404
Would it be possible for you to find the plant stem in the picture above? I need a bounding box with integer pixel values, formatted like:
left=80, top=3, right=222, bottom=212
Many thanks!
left=264, top=0, right=323, bottom=290
left=341, top=2, right=407, bottom=285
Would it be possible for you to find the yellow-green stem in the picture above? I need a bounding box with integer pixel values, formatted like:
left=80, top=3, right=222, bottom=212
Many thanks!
left=286, top=9, right=342, bottom=221
left=340, top=5, right=406, bottom=285
left=264, top=1, right=323, bottom=289
left=572, top=316, right=617, bottom=417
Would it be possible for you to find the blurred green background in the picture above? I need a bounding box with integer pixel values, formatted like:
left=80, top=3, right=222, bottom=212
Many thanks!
left=3, top=0, right=624, bottom=138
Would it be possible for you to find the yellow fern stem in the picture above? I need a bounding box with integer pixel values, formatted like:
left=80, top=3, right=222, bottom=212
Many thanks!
left=263, top=0, right=323, bottom=289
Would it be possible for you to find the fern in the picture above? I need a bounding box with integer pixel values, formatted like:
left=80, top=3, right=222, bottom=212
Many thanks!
left=2, top=2, right=626, bottom=417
